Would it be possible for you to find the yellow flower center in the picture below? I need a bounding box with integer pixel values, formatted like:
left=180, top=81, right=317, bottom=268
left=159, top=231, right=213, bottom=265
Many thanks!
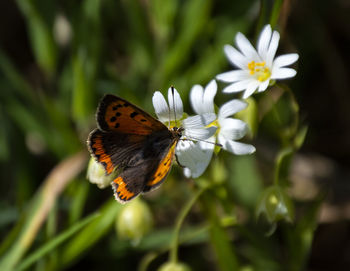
left=207, top=119, right=220, bottom=136
left=247, top=61, right=271, bottom=82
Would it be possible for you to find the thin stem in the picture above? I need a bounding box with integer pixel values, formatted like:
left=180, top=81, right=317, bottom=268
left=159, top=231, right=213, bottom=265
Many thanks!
left=169, top=185, right=208, bottom=263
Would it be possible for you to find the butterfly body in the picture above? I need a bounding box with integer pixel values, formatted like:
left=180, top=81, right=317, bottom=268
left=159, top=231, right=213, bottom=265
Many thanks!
left=88, top=94, right=182, bottom=203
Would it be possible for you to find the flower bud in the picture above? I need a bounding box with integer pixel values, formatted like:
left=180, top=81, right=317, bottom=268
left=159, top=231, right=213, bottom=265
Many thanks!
left=86, top=158, right=115, bottom=189
left=158, top=262, right=192, bottom=271
left=116, top=198, right=153, bottom=245
left=256, top=185, right=294, bottom=223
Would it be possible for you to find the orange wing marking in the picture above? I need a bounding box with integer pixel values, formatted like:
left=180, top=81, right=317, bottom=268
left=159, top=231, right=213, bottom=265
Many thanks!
left=91, top=134, right=114, bottom=174
left=112, top=177, right=136, bottom=203
left=146, top=142, right=176, bottom=189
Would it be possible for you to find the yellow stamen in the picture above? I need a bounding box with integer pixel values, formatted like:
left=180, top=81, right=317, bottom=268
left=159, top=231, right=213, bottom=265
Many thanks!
left=247, top=61, right=271, bottom=82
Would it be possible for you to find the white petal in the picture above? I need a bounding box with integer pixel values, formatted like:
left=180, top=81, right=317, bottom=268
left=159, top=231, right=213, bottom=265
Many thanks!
left=168, top=87, right=183, bottom=120
left=218, top=99, right=247, bottom=118
left=222, top=79, right=253, bottom=93
left=258, top=80, right=270, bottom=92
left=257, top=24, right=272, bottom=59
left=202, top=80, right=217, bottom=114
left=152, top=91, right=169, bottom=122
left=273, top=53, right=299, bottom=68
left=242, top=81, right=260, bottom=99
left=176, top=141, right=198, bottom=173
left=183, top=113, right=216, bottom=129
left=235, top=32, right=260, bottom=60
left=184, top=126, right=217, bottom=141
left=216, top=70, right=250, bottom=83
left=180, top=138, right=215, bottom=178
left=271, top=68, right=297, bottom=79
left=190, top=84, right=204, bottom=114
left=218, top=136, right=256, bottom=155
left=266, top=31, right=280, bottom=67
left=219, top=118, right=247, bottom=140
left=224, top=45, right=248, bottom=69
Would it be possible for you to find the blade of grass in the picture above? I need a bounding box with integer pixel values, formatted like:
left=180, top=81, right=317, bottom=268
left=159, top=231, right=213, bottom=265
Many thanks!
left=15, top=213, right=100, bottom=271
left=0, top=152, right=88, bottom=271
left=60, top=198, right=122, bottom=267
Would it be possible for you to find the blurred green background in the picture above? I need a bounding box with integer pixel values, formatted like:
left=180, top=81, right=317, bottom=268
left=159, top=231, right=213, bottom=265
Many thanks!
left=0, top=0, right=349, bottom=270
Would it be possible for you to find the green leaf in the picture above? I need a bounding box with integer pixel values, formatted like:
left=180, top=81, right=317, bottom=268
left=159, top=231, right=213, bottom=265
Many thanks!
left=14, top=213, right=99, bottom=271
left=60, top=199, right=122, bottom=267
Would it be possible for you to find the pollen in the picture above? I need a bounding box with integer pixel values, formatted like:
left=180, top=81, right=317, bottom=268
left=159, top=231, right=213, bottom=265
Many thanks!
left=247, top=61, right=271, bottom=82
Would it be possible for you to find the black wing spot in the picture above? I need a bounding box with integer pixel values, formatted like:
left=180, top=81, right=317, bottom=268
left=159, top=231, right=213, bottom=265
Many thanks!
left=140, top=119, right=147, bottom=122
left=110, top=116, right=116, bottom=122
left=115, top=123, right=120, bottom=128
left=116, top=112, right=122, bottom=117
left=157, top=173, right=161, bottom=177
left=123, top=103, right=130, bottom=107
left=130, top=112, right=139, bottom=118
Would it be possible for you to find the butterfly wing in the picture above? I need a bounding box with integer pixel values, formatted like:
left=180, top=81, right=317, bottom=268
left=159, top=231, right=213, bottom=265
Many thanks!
left=88, top=129, right=146, bottom=174
left=111, top=133, right=178, bottom=203
left=142, top=141, right=177, bottom=192
left=96, top=94, right=165, bottom=134
left=88, top=94, right=168, bottom=174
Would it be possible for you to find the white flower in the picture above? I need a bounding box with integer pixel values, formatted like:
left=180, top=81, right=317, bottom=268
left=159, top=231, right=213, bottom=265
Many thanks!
left=183, top=80, right=256, bottom=178
left=87, top=158, right=115, bottom=189
left=152, top=87, right=217, bottom=175
left=216, top=24, right=299, bottom=99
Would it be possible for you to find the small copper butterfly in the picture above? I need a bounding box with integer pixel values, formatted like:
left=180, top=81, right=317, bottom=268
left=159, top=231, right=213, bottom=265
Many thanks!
left=87, top=94, right=183, bottom=203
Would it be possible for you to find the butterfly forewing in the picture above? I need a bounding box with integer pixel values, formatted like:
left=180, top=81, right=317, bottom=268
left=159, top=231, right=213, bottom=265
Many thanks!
left=97, top=94, right=165, bottom=134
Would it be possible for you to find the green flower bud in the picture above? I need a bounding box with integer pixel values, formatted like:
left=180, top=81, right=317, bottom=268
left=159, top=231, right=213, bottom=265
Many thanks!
left=116, top=198, right=153, bottom=245
left=256, top=185, right=294, bottom=223
left=158, top=262, right=192, bottom=271
left=86, top=158, right=115, bottom=189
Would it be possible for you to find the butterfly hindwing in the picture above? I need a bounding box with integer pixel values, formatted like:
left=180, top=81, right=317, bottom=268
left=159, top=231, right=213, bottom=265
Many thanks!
left=88, top=129, right=147, bottom=175
left=143, top=141, right=176, bottom=192
left=97, top=94, right=165, bottom=134
left=111, top=133, right=178, bottom=203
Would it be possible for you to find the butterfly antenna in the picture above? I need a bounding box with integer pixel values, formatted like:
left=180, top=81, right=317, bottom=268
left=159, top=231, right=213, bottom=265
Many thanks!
left=171, top=86, right=177, bottom=125
left=183, top=136, right=223, bottom=147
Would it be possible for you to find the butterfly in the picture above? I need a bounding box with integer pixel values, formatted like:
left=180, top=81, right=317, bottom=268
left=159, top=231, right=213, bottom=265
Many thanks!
left=87, top=93, right=184, bottom=203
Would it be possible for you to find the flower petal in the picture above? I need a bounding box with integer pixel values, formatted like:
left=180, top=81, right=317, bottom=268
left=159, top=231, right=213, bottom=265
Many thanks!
left=181, top=138, right=215, bottom=178
left=216, top=70, right=250, bottom=83
left=168, top=87, right=183, bottom=120
left=184, top=126, right=217, bottom=141
left=219, top=118, right=247, bottom=140
left=218, top=99, right=247, bottom=118
left=242, top=81, right=260, bottom=99
left=257, top=24, right=272, bottom=59
left=235, top=32, right=260, bottom=60
left=258, top=79, right=270, bottom=92
left=273, top=53, right=299, bottom=68
left=222, top=79, right=253, bottom=93
left=218, top=136, right=256, bottom=155
left=176, top=139, right=214, bottom=178
left=183, top=113, right=216, bottom=128
left=202, top=80, right=217, bottom=114
left=266, top=30, right=280, bottom=67
left=224, top=45, right=248, bottom=69
left=152, top=91, right=169, bottom=122
left=190, top=84, right=204, bottom=115
left=271, top=68, right=297, bottom=79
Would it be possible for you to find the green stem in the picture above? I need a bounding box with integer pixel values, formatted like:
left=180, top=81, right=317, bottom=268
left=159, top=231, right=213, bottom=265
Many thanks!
left=269, top=0, right=284, bottom=28
left=169, top=185, right=208, bottom=263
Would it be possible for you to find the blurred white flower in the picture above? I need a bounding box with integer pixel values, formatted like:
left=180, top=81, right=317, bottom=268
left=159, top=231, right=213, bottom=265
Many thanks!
left=216, top=24, right=299, bottom=99
left=183, top=80, right=256, bottom=178
left=87, top=158, right=115, bottom=189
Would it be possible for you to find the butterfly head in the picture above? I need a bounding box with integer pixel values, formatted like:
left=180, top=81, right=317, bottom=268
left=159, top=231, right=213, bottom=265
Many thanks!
left=170, top=126, right=184, bottom=141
